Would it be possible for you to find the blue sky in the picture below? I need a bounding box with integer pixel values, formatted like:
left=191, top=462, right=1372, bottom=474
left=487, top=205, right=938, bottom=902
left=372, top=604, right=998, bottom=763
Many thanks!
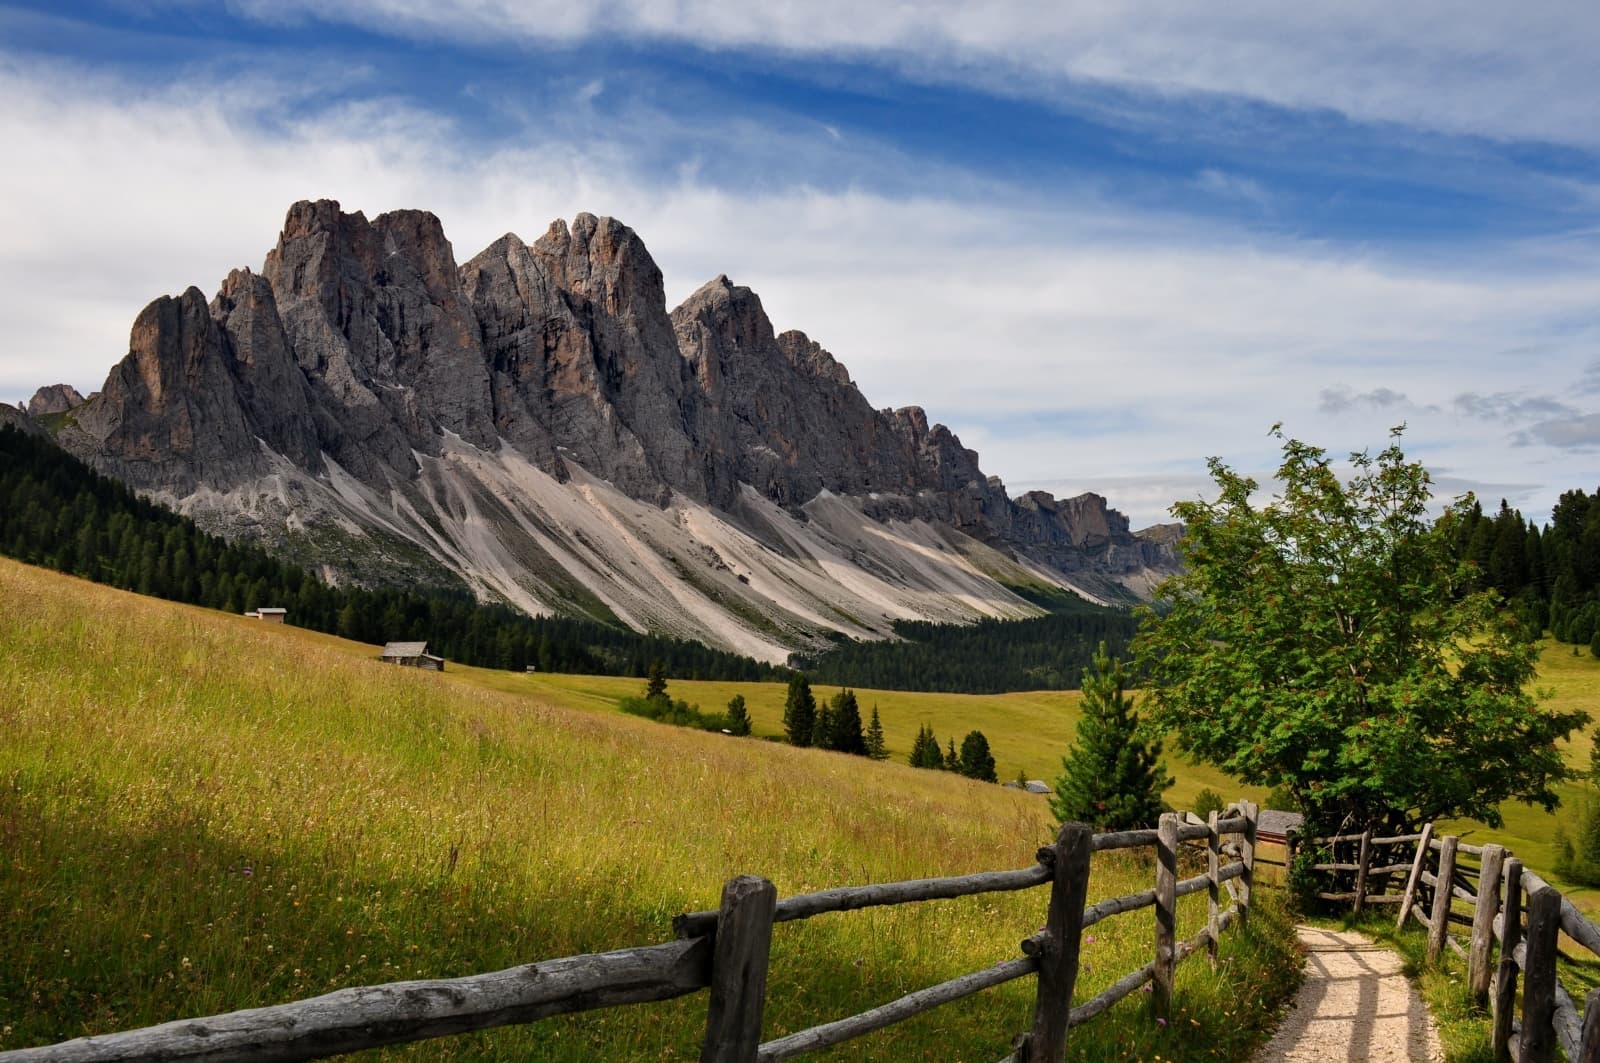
left=2, top=1, right=1598, bottom=527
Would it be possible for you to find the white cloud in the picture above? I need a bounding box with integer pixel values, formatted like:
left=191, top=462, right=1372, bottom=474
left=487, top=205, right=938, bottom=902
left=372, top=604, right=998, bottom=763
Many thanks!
left=2, top=52, right=1598, bottom=530
left=221, top=0, right=1600, bottom=147
left=1195, top=168, right=1272, bottom=209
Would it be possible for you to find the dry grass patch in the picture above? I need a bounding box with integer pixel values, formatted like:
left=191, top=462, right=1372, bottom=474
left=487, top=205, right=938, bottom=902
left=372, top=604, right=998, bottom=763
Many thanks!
left=0, top=559, right=1295, bottom=1059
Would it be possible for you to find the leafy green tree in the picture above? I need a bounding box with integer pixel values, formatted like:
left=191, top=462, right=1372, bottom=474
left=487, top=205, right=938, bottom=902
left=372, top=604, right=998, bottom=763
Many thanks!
left=725, top=694, right=751, bottom=736
left=783, top=674, right=817, bottom=747
left=909, top=723, right=943, bottom=769
left=1134, top=427, right=1584, bottom=833
left=865, top=705, right=888, bottom=760
left=825, top=689, right=867, bottom=754
left=1051, top=641, right=1171, bottom=830
left=958, top=730, right=997, bottom=782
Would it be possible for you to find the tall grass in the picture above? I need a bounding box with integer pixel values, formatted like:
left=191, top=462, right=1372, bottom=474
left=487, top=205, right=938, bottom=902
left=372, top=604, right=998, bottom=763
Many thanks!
left=0, top=559, right=1296, bottom=1058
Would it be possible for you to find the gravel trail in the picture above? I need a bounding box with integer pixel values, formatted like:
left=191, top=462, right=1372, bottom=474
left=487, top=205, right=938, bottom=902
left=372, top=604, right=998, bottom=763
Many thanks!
left=1254, top=925, right=1442, bottom=1062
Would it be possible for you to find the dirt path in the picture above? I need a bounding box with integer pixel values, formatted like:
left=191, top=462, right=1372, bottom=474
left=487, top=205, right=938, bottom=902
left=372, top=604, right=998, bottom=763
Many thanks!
left=1254, top=925, right=1442, bottom=1062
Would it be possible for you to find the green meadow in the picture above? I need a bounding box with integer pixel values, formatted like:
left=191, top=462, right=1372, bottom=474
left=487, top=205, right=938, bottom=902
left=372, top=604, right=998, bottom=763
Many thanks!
left=0, top=558, right=1298, bottom=1059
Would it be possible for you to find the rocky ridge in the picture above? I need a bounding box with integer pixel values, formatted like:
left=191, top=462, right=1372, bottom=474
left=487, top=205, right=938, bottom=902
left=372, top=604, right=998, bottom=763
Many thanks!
left=37, top=200, right=1179, bottom=660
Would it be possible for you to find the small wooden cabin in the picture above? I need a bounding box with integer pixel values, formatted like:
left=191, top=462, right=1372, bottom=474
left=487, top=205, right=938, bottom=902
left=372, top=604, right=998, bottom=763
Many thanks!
left=244, top=607, right=288, bottom=623
left=380, top=641, right=445, bottom=671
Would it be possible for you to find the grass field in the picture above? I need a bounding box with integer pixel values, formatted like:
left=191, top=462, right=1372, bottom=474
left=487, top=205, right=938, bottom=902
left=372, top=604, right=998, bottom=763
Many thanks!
left=1437, top=642, right=1600, bottom=911
left=432, top=661, right=1271, bottom=815
left=0, top=558, right=1300, bottom=1059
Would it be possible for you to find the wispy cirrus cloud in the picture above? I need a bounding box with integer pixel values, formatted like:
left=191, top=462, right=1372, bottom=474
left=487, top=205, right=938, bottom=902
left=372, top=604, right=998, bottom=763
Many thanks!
left=214, top=0, right=1600, bottom=147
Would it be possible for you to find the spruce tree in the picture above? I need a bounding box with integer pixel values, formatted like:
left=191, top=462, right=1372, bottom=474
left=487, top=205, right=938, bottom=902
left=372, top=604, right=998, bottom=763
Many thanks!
left=645, top=659, right=668, bottom=701
left=958, top=730, right=997, bottom=782
left=783, top=674, right=816, bottom=747
left=725, top=694, right=752, bottom=736
left=1052, top=641, right=1171, bottom=831
left=909, top=723, right=943, bottom=768
left=826, top=689, right=867, bottom=755
left=813, top=698, right=835, bottom=749
left=944, top=737, right=960, bottom=772
left=865, top=705, right=888, bottom=760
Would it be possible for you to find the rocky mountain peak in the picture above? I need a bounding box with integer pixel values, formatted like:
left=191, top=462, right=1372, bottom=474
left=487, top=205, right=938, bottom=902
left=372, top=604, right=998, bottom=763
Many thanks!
left=27, top=383, right=86, bottom=417
left=44, top=199, right=1181, bottom=656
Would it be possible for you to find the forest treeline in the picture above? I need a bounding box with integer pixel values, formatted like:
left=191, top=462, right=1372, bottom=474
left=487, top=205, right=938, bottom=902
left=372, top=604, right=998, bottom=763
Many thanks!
left=800, top=600, right=1137, bottom=694
left=0, top=426, right=782, bottom=681
left=1450, top=492, right=1600, bottom=649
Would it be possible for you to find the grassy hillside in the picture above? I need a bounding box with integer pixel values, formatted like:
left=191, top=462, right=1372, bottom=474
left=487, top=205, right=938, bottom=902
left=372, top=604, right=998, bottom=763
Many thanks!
left=455, top=671, right=1265, bottom=814
left=1441, top=642, right=1600, bottom=910
left=0, top=558, right=1297, bottom=1060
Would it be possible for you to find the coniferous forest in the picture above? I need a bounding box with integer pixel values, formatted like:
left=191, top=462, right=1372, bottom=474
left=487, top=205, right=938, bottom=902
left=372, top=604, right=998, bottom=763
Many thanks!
left=801, top=603, right=1137, bottom=694
left=1449, top=493, right=1600, bottom=649
left=0, top=426, right=782, bottom=681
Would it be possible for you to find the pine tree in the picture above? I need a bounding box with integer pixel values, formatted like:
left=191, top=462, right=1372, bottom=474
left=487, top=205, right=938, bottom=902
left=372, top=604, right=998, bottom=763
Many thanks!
left=865, top=705, right=888, bottom=760
left=645, top=659, right=668, bottom=702
left=783, top=674, right=816, bottom=747
left=1052, top=641, right=1172, bottom=831
left=826, top=689, right=867, bottom=755
left=944, top=737, right=960, bottom=772
left=725, top=694, right=751, bottom=736
left=813, top=698, right=834, bottom=748
left=908, top=723, right=943, bottom=768
left=958, top=730, right=997, bottom=782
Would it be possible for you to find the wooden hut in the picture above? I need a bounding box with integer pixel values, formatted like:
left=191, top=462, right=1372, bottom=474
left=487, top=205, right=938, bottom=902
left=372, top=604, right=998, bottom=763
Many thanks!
left=380, top=641, right=445, bottom=671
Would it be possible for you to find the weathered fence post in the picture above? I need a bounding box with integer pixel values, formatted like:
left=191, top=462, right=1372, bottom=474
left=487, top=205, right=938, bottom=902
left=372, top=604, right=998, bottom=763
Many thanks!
left=1519, top=882, right=1562, bottom=1063
left=1397, top=822, right=1436, bottom=930
left=1239, top=800, right=1258, bottom=927
left=1207, top=810, right=1221, bottom=967
left=1492, top=858, right=1523, bottom=1063
left=1026, top=821, right=1093, bottom=1062
left=1427, top=834, right=1459, bottom=964
left=1153, top=812, right=1179, bottom=1019
left=700, top=875, right=777, bottom=1063
left=1579, top=988, right=1600, bottom=1063
left=1353, top=828, right=1374, bottom=915
left=1468, top=844, right=1506, bottom=1007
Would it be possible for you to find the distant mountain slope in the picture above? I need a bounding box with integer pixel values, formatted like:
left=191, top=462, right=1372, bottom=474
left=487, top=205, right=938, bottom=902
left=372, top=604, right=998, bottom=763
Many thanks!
left=0, top=424, right=782, bottom=681
left=24, top=200, right=1179, bottom=659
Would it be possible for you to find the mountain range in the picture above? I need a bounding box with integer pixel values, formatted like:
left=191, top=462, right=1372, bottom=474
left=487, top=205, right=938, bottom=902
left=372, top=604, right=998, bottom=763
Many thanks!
left=10, top=200, right=1178, bottom=662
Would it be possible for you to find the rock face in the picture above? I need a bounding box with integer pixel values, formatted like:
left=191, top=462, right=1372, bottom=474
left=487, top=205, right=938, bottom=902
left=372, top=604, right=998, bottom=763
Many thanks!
left=27, top=384, right=86, bottom=417
left=49, top=200, right=1179, bottom=658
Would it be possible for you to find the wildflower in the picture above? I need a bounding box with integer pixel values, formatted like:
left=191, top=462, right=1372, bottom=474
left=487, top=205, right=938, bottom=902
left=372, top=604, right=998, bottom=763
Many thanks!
left=242, top=867, right=253, bottom=877
left=1156, top=1017, right=1167, bottom=1027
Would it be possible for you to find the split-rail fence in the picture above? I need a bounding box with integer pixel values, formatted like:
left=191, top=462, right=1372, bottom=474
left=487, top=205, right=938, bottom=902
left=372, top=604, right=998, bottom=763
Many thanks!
left=1299, top=823, right=1600, bottom=1062
left=1, top=803, right=1261, bottom=1063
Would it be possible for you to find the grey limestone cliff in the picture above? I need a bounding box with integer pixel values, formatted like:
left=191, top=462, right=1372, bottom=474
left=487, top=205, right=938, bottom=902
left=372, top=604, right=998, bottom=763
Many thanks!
left=43, top=199, right=1179, bottom=653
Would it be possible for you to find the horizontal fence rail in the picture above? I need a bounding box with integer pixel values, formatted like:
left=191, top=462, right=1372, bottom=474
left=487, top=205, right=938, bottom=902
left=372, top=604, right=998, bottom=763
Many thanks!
left=1299, top=821, right=1600, bottom=1063
left=2, top=804, right=1261, bottom=1063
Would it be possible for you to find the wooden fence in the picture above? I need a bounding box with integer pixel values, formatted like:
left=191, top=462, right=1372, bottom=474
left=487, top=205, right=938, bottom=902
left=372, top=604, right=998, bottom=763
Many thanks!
left=1299, top=824, right=1600, bottom=1063
left=1, top=804, right=1259, bottom=1063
